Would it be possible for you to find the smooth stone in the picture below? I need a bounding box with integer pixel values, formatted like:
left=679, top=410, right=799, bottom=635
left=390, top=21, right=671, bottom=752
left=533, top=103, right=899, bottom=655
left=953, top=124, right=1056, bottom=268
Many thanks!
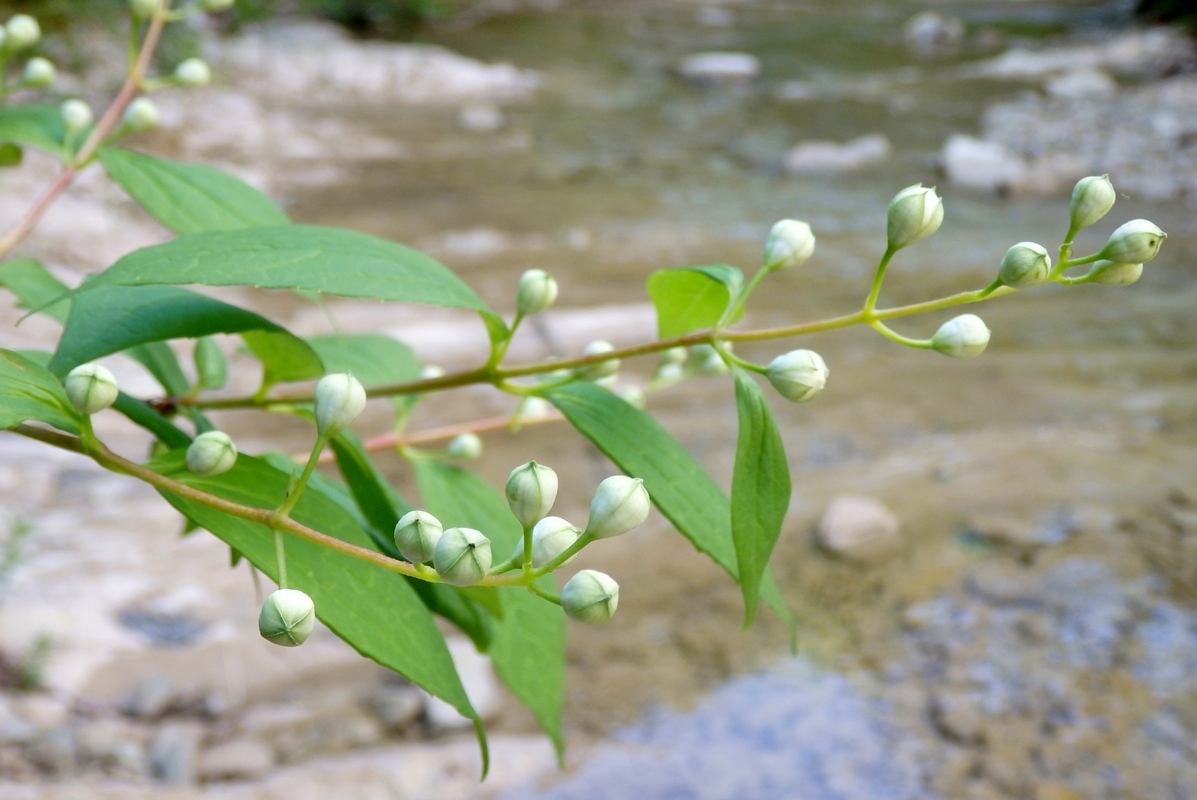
left=784, top=134, right=891, bottom=174
left=150, top=721, right=205, bottom=786
left=422, top=638, right=500, bottom=731
left=942, top=134, right=1027, bottom=192
left=817, top=494, right=902, bottom=564
left=676, top=52, right=761, bottom=86
left=197, top=736, right=275, bottom=781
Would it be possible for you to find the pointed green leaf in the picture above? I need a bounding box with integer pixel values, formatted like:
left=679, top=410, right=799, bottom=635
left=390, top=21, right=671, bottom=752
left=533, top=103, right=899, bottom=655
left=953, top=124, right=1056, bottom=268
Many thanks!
left=307, top=334, right=420, bottom=390
left=99, top=148, right=289, bottom=236
left=0, top=258, right=70, bottom=322
left=0, top=105, right=71, bottom=153
left=731, top=368, right=792, bottom=627
left=416, top=461, right=566, bottom=759
left=0, top=348, right=81, bottom=434
left=241, top=329, right=324, bottom=389
left=646, top=264, right=744, bottom=339
left=84, top=225, right=491, bottom=313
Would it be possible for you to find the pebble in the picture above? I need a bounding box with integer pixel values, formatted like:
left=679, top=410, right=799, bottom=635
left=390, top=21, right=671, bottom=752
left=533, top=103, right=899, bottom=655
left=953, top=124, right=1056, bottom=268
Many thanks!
left=941, top=134, right=1026, bottom=193
left=676, top=52, right=761, bottom=86
left=816, top=494, right=902, bottom=564
left=784, top=134, right=891, bottom=174
left=126, top=675, right=176, bottom=720
left=1045, top=69, right=1117, bottom=100
left=150, top=721, right=205, bottom=786
left=904, top=12, right=965, bottom=55
left=423, top=638, right=501, bottom=731
left=198, top=736, right=275, bottom=781
left=367, top=685, right=425, bottom=732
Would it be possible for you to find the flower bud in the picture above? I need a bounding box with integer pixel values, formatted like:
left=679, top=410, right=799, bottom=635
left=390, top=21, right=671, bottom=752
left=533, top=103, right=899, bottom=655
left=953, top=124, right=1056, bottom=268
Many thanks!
left=1099, top=219, right=1166, bottom=264
left=445, top=432, right=483, bottom=460
left=21, top=57, right=54, bottom=89
left=1085, top=259, right=1143, bottom=286
left=763, top=219, right=816, bottom=270
left=174, top=58, right=212, bottom=88
left=931, top=314, right=990, bottom=358
left=394, top=510, right=443, bottom=563
left=561, top=569, right=619, bottom=624
left=766, top=349, right=829, bottom=403
left=651, top=362, right=685, bottom=389
left=122, top=97, right=159, bottom=132
left=585, top=475, right=651, bottom=539
left=314, top=372, right=366, bottom=436
left=1069, top=174, right=1115, bottom=232
left=519, top=396, right=554, bottom=421
left=691, top=343, right=729, bottom=376
left=420, top=364, right=445, bottom=380
left=186, top=430, right=237, bottom=476
left=4, top=15, right=40, bottom=51
left=661, top=347, right=688, bottom=367
left=64, top=363, right=118, bottom=415
left=516, top=269, right=558, bottom=316
left=258, top=588, right=315, bottom=647
left=433, top=527, right=492, bottom=586
left=886, top=184, right=943, bottom=250
left=506, top=461, right=558, bottom=529
left=514, top=516, right=580, bottom=569
left=577, top=340, right=620, bottom=380
left=60, top=99, right=93, bottom=133
left=129, top=0, right=161, bottom=19
left=998, top=241, right=1052, bottom=289
left=202, top=0, right=236, bottom=11
left=620, top=386, right=646, bottom=409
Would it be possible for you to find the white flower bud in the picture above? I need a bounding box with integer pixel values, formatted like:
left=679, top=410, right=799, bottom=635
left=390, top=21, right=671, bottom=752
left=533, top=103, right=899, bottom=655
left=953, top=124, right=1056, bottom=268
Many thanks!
left=766, top=349, right=829, bottom=403
left=64, top=363, right=118, bottom=415
left=1085, top=259, right=1143, bottom=286
left=433, top=527, right=492, bottom=586
left=122, top=97, right=159, bottom=132
left=577, top=340, right=620, bottom=380
left=763, top=219, right=815, bottom=270
left=561, top=569, right=619, bottom=624
left=314, top=372, right=366, bottom=436
left=420, top=364, right=445, bottom=380
left=886, top=184, right=943, bottom=250
left=513, top=515, right=580, bottom=569
left=661, top=347, right=688, bottom=367
left=60, top=99, right=93, bottom=133
left=174, top=58, right=211, bottom=88
left=258, top=588, right=315, bottom=647
left=1069, top=174, right=1115, bottom=232
left=998, top=241, right=1052, bottom=289
left=519, top=396, right=554, bottom=421
left=516, top=269, right=559, bottom=316
left=1099, top=219, right=1166, bottom=264
left=651, top=362, right=685, bottom=388
left=5, top=15, right=40, bottom=51
left=445, top=432, right=483, bottom=460
left=585, top=475, right=651, bottom=539
left=620, top=386, right=646, bottom=409
left=21, top=57, right=55, bottom=88
left=505, top=461, right=558, bottom=529
left=931, top=314, right=990, bottom=359
left=129, top=0, right=161, bottom=19
left=691, top=343, right=729, bottom=376
left=202, top=0, right=236, bottom=11
left=393, top=510, right=443, bottom=563
left=186, top=430, right=237, bottom=476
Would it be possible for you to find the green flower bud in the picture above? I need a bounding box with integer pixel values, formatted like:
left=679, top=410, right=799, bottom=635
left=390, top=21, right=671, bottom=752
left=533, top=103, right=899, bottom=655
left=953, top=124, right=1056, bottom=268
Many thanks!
left=577, top=340, right=620, bottom=380
left=661, top=347, right=688, bottom=367
left=258, top=588, right=315, bottom=647
left=445, top=432, right=483, bottom=460
left=519, top=396, right=554, bottom=421
left=122, top=97, right=159, bottom=132
left=1069, top=174, right=1115, bottom=232
left=998, top=241, right=1052, bottom=289
left=174, top=58, right=211, bottom=88
left=420, top=364, right=445, bottom=380
left=194, top=336, right=228, bottom=390
left=585, top=475, right=651, bottom=539
left=5, top=15, right=40, bottom=51
left=1085, top=259, right=1143, bottom=286
left=129, top=0, right=161, bottom=19
left=1099, top=219, right=1166, bottom=264
left=64, top=363, right=118, bottom=415
left=505, top=461, right=558, bottom=529
left=185, top=430, right=237, bottom=476
left=886, top=184, right=943, bottom=250
left=766, top=349, right=829, bottom=403
left=393, top=510, right=443, bottom=563
left=314, top=372, right=366, bottom=436
left=202, top=0, right=236, bottom=11
left=515, top=515, right=580, bottom=569
left=651, top=362, right=685, bottom=389
left=433, top=527, right=492, bottom=586
left=516, top=269, right=559, bottom=316
left=691, top=343, right=729, bottom=376
left=931, top=314, right=990, bottom=358
left=620, top=386, right=646, bottom=409
left=561, top=569, right=619, bottom=624
left=61, top=99, right=94, bottom=134
left=763, top=219, right=815, bottom=270
left=21, top=57, right=55, bottom=89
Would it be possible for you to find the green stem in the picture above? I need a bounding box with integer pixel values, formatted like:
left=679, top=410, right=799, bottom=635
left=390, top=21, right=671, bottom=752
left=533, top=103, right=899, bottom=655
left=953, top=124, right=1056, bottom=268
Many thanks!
left=486, top=313, right=523, bottom=370
left=488, top=555, right=521, bottom=576
left=862, top=246, right=896, bottom=315
left=528, top=582, right=562, bottom=605
left=274, top=433, right=328, bottom=521
left=720, top=266, right=770, bottom=329
left=713, top=340, right=767, bottom=374
left=869, top=320, right=933, bottom=349
left=522, top=524, right=533, bottom=577
left=532, top=532, right=594, bottom=578
left=975, top=278, right=1004, bottom=300
left=274, top=529, right=288, bottom=589
left=1061, top=253, right=1102, bottom=268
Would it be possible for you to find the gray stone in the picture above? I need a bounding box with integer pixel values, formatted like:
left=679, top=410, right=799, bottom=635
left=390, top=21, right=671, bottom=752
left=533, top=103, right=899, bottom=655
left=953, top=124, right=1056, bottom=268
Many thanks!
left=904, top=12, right=965, bottom=55
left=366, top=685, right=424, bottom=732
left=942, top=134, right=1027, bottom=193
left=962, top=28, right=1194, bottom=82
left=77, top=717, right=150, bottom=776
left=26, top=725, right=78, bottom=775
left=1045, top=69, right=1117, bottom=100
left=197, top=736, right=275, bottom=781
left=458, top=103, right=504, bottom=132
left=676, top=52, right=761, bottom=86
left=784, top=134, right=891, bottom=174
left=150, top=721, right=204, bottom=786
left=126, top=676, right=176, bottom=720
left=816, top=494, right=902, bottom=564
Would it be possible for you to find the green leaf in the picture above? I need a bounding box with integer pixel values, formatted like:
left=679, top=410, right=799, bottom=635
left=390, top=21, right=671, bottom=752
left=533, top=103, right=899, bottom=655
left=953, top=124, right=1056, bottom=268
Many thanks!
left=0, top=143, right=23, bottom=168
left=545, top=381, right=796, bottom=642
left=0, top=258, right=70, bottom=322
left=646, top=265, right=744, bottom=339
left=149, top=450, right=488, bottom=770
left=242, top=330, right=324, bottom=389
left=127, top=343, right=192, bottom=397
left=307, top=334, right=420, bottom=390
left=0, top=348, right=81, bottom=434
left=112, top=392, right=192, bottom=448
left=99, top=148, right=289, bottom=236
left=416, top=461, right=566, bottom=759
left=85, top=225, right=492, bottom=313
left=0, top=105, right=71, bottom=153
left=479, top=311, right=509, bottom=348
left=731, top=369, right=791, bottom=627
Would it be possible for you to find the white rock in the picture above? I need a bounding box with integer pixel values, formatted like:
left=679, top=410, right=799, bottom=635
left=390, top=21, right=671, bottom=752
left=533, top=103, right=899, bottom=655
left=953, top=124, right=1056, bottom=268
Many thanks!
left=904, top=12, right=965, bottom=55
left=677, top=52, right=761, bottom=86
left=963, top=28, right=1194, bottom=82
left=421, top=637, right=500, bottom=731
left=817, top=494, right=902, bottom=564
left=458, top=103, right=504, bottom=132
left=1045, top=69, right=1117, bottom=99
left=198, top=736, right=275, bottom=781
left=942, top=134, right=1027, bottom=192
left=125, top=675, right=175, bottom=720
left=784, top=134, right=891, bottom=174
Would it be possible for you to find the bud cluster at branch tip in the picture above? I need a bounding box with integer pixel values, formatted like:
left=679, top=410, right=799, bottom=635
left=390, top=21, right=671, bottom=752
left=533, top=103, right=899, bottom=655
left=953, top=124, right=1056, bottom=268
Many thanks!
left=314, top=372, right=366, bottom=436
left=886, top=184, right=943, bottom=251
left=394, top=510, right=443, bottom=563
left=562, top=570, right=619, bottom=624
left=64, top=363, right=118, bottom=415
left=584, top=475, right=651, bottom=539
left=258, top=589, right=315, bottom=647
left=516, top=269, right=559, bottom=316
left=763, top=219, right=815, bottom=271
left=766, top=349, right=829, bottom=403
left=931, top=314, right=990, bottom=358
left=506, top=461, right=558, bottom=529
left=434, top=527, right=492, bottom=586
left=186, top=431, right=237, bottom=476
left=998, top=242, right=1052, bottom=289
left=515, top=516, right=581, bottom=568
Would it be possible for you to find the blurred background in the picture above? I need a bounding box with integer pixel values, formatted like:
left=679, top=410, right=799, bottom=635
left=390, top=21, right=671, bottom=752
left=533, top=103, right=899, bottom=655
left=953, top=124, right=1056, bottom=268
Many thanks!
left=1, top=0, right=1196, bottom=798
